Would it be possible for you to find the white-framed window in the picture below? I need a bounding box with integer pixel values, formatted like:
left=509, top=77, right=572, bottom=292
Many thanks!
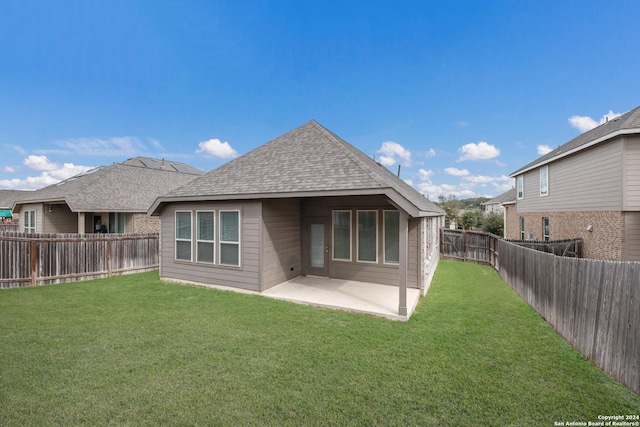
left=542, top=217, right=550, bottom=242
left=108, top=212, right=126, bottom=233
left=519, top=217, right=525, bottom=240
left=24, top=210, right=36, bottom=234
left=332, top=210, right=351, bottom=261
left=175, top=211, right=192, bottom=261
left=219, top=210, right=240, bottom=266
left=517, top=176, right=524, bottom=200
left=540, top=166, right=549, bottom=197
left=357, top=210, right=377, bottom=263
left=196, top=211, right=215, bottom=264
left=383, top=210, right=400, bottom=264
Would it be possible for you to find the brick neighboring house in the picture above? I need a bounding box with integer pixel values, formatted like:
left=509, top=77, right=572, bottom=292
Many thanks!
left=12, top=157, right=203, bottom=234
left=507, top=105, right=640, bottom=260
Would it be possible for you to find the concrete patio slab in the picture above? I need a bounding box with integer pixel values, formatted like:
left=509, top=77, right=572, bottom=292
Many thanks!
left=262, top=276, right=421, bottom=321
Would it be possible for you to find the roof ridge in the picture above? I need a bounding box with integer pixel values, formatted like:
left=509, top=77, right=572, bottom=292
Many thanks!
left=310, top=121, right=388, bottom=189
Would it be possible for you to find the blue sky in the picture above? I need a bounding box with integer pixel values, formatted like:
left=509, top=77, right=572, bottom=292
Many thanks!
left=1, top=1, right=639, bottom=199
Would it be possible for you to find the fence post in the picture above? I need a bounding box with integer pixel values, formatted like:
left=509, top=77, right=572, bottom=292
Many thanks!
left=107, top=239, right=112, bottom=277
left=463, top=230, right=467, bottom=262
left=30, top=240, right=37, bottom=287
left=552, top=256, right=558, bottom=328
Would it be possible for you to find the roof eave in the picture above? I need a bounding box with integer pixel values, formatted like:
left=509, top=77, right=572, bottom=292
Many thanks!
left=149, top=187, right=444, bottom=218
left=148, top=188, right=395, bottom=216
left=509, top=127, right=640, bottom=177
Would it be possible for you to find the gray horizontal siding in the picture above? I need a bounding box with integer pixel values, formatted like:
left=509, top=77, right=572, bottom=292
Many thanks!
left=159, top=201, right=261, bottom=291
left=261, top=199, right=301, bottom=290
left=517, top=138, right=623, bottom=212
left=624, top=135, right=640, bottom=210
left=624, top=211, right=640, bottom=261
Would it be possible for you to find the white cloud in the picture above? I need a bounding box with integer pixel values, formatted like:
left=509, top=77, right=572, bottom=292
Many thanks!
left=379, top=155, right=395, bottom=167
left=0, top=157, right=93, bottom=190
left=196, top=138, right=238, bottom=159
left=457, top=141, right=500, bottom=162
left=537, top=144, right=553, bottom=155
left=418, top=168, right=434, bottom=181
left=24, top=155, right=58, bottom=171
left=377, top=141, right=412, bottom=166
left=426, top=148, right=436, bottom=158
left=457, top=120, right=470, bottom=127
left=403, top=179, right=414, bottom=186
left=568, top=110, right=622, bottom=133
left=444, top=167, right=470, bottom=177
left=55, top=136, right=149, bottom=156
left=3, top=166, right=16, bottom=173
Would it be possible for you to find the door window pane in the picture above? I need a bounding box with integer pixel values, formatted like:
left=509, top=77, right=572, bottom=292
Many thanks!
left=358, top=210, right=377, bottom=262
left=311, top=223, right=325, bottom=268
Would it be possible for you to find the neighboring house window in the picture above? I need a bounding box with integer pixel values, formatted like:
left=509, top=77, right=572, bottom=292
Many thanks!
left=517, top=176, right=524, bottom=200
left=357, top=210, right=377, bottom=263
left=108, top=212, right=126, bottom=233
left=384, top=210, right=400, bottom=264
left=332, top=210, right=351, bottom=261
left=219, top=210, right=240, bottom=266
left=542, top=217, right=550, bottom=242
left=519, top=217, right=525, bottom=240
left=197, top=211, right=215, bottom=264
left=175, top=211, right=192, bottom=261
left=540, top=166, right=549, bottom=197
left=24, top=210, right=36, bottom=234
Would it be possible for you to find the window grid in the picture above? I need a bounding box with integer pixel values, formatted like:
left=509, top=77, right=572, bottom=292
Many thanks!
left=332, top=210, right=351, bottom=261
left=383, top=210, right=400, bottom=264
left=219, top=210, right=241, bottom=267
left=196, top=211, right=215, bottom=264
left=540, top=166, right=549, bottom=197
left=517, top=176, right=524, bottom=200
left=175, top=211, right=192, bottom=262
left=357, top=210, right=378, bottom=263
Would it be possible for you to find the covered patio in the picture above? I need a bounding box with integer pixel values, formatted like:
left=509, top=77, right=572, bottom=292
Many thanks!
left=262, top=276, right=421, bottom=321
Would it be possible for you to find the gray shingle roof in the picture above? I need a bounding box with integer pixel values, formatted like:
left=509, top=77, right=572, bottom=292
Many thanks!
left=154, top=120, right=443, bottom=217
left=511, top=105, right=640, bottom=176
left=481, top=188, right=516, bottom=206
left=0, top=190, right=34, bottom=209
left=14, top=157, right=203, bottom=212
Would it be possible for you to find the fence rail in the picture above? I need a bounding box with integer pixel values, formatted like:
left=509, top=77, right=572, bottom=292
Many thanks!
left=440, top=228, right=640, bottom=396
left=0, top=232, right=159, bottom=288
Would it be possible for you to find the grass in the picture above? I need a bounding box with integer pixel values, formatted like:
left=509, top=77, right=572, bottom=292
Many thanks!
left=0, top=260, right=638, bottom=426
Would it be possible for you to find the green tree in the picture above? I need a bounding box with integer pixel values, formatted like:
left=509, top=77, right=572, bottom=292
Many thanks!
left=459, top=207, right=483, bottom=230
left=437, top=195, right=461, bottom=228
left=481, top=211, right=504, bottom=236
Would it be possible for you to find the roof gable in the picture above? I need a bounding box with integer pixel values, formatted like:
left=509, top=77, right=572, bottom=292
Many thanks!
left=511, top=105, right=640, bottom=176
left=155, top=121, right=443, bottom=216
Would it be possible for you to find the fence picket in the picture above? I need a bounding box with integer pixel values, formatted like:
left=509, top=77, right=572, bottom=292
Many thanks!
left=440, top=228, right=640, bottom=396
left=0, top=232, right=159, bottom=288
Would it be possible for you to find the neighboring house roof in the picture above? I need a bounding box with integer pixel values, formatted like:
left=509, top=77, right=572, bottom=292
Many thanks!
left=13, top=157, right=203, bottom=212
left=150, top=120, right=443, bottom=217
left=510, top=105, right=640, bottom=177
left=0, top=190, right=34, bottom=209
left=481, top=188, right=516, bottom=206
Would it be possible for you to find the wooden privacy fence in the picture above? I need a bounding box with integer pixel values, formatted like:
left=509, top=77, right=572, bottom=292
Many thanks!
left=0, top=232, right=159, bottom=288
left=440, top=228, right=640, bottom=396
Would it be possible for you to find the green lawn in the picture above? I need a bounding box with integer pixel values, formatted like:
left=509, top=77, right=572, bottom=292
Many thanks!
left=0, top=260, right=638, bottom=426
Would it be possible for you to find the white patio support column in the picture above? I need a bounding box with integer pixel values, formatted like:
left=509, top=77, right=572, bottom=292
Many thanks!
left=77, top=212, right=85, bottom=234
left=398, top=210, right=408, bottom=316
